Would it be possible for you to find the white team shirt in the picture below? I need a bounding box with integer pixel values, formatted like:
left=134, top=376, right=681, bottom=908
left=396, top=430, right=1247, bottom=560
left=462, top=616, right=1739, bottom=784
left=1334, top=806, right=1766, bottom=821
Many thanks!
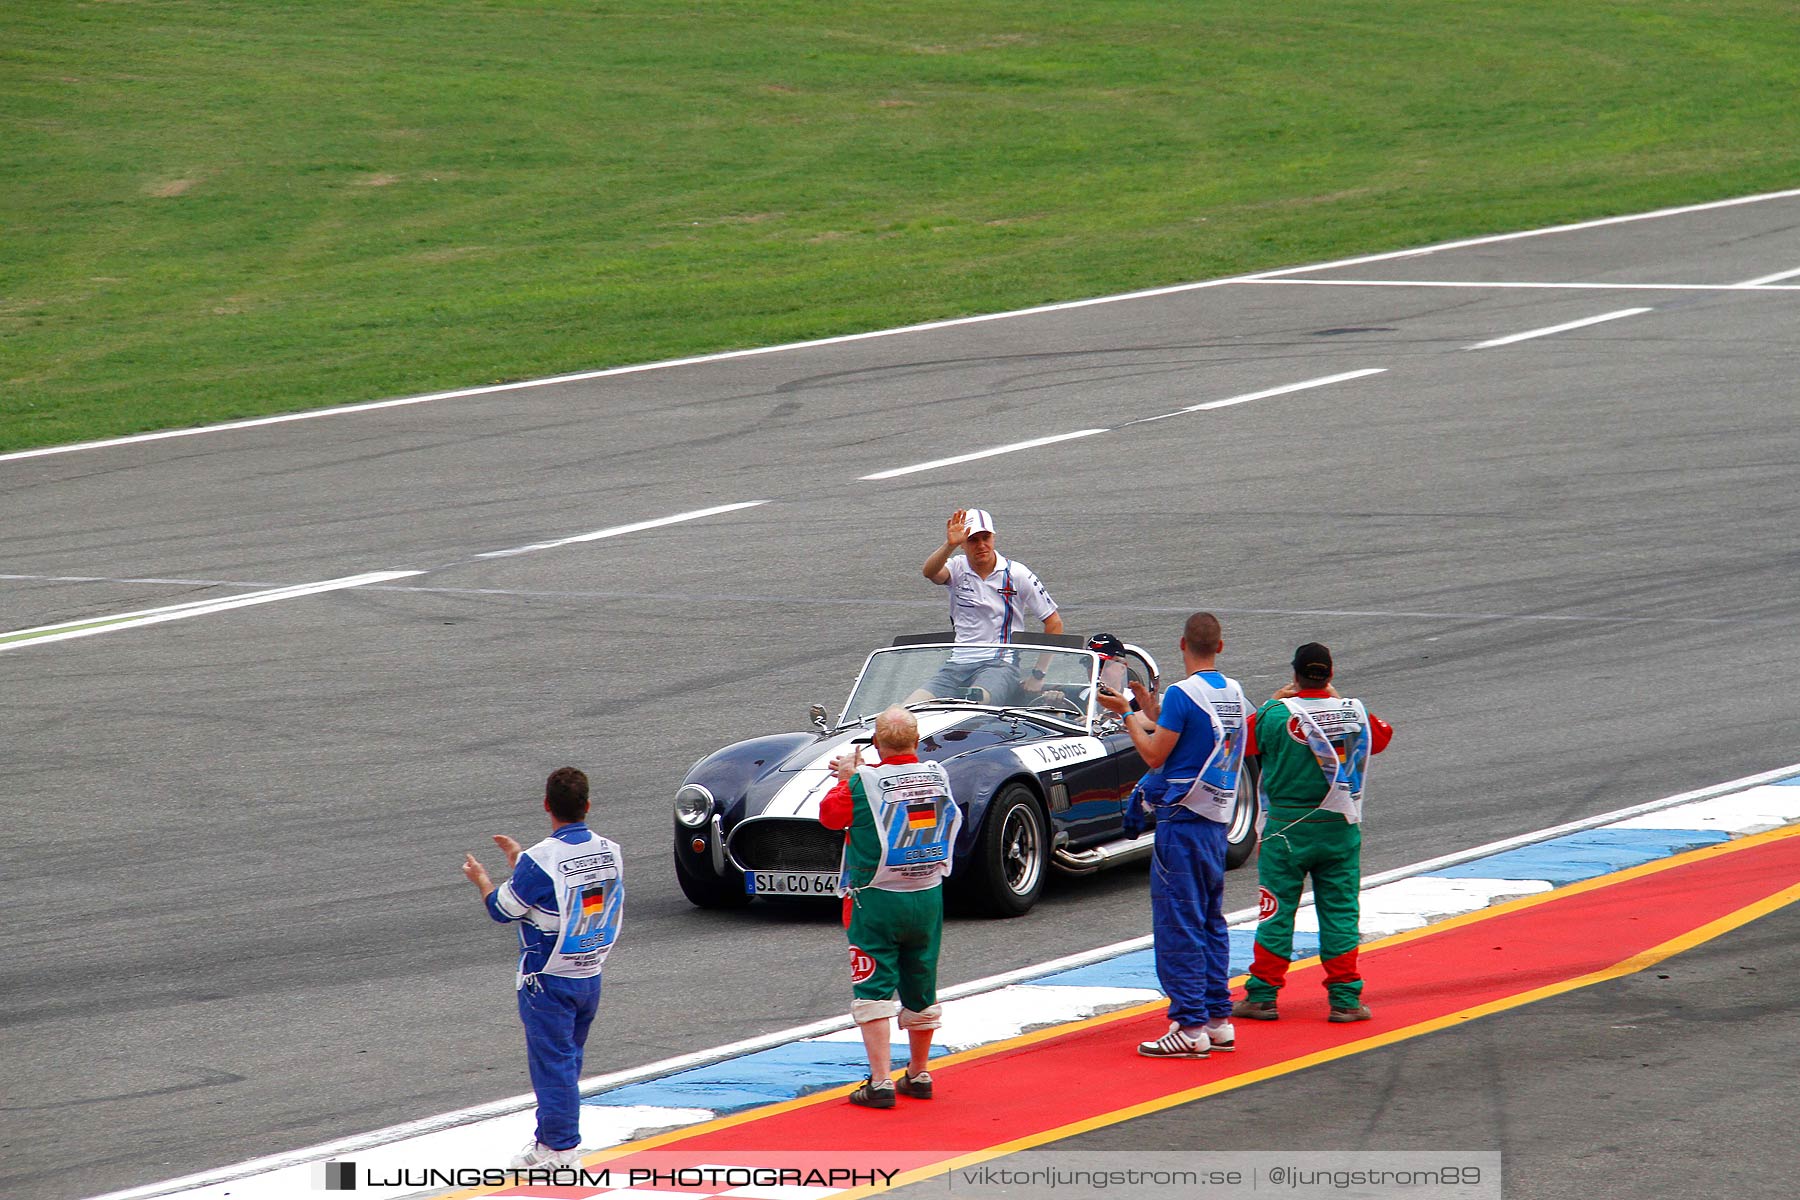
left=943, top=553, right=1056, bottom=655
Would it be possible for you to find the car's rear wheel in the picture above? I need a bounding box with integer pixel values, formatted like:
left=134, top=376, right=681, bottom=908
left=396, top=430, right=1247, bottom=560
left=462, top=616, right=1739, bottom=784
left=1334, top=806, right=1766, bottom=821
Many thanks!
left=673, top=833, right=751, bottom=910
left=963, top=784, right=1047, bottom=917
left=1225, top=757, right=1261, bottom=871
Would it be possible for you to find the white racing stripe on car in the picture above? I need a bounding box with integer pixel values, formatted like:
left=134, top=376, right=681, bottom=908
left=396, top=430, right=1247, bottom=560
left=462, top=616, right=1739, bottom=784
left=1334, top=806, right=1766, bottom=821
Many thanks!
left=759, top=711, right=982, bottom=817
left=761, top=769, right=838, bottom=819
left=1014, top=736, right=1108, bottom=772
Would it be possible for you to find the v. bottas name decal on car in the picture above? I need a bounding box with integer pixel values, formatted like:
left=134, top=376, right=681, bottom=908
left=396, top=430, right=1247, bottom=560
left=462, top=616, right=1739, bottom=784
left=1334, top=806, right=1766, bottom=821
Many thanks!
left=1017, top=737, right=1107, bottom=769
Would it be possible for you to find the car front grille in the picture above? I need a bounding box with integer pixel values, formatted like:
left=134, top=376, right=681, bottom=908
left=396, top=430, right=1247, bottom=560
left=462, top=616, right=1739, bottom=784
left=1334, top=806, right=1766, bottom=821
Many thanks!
left=728, top=818, right=843, bottom=873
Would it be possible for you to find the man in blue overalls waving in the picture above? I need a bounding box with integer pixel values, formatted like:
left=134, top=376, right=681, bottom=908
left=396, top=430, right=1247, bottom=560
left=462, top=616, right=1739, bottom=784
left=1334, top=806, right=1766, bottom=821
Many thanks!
left=463, top=767, right=624, bottom=1169
left=1098, top=613, right=1253, bottom=1059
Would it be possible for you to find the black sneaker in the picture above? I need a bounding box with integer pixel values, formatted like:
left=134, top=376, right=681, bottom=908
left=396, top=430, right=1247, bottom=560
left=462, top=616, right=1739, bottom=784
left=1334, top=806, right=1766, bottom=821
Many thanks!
left=1232, top=998, right=1280, bottom=1021
left=849, top=1077, right=896, bottom=1108
left=896, top=1070, right=933, bottom=1099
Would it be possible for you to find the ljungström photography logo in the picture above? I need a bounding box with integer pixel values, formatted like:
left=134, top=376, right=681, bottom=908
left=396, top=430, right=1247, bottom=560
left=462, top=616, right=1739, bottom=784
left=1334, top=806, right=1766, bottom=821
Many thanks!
left=315, top=1160, right=356, bottom=1190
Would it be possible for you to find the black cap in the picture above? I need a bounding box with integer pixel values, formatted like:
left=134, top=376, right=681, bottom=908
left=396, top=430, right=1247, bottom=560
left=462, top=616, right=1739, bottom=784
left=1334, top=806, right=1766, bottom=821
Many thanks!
left=1086, top=632, right=1126, bottom=659
left=1292, top=642, right=1333, bottom=682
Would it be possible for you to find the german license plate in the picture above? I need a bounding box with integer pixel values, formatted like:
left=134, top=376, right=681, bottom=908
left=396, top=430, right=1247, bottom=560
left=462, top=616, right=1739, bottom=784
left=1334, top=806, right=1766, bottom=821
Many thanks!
left=746, top=871, right=838, bottom=897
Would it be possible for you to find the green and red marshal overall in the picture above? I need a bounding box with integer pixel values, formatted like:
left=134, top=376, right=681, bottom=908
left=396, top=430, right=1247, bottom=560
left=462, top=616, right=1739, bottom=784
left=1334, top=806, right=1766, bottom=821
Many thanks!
left=1247, top=692, right=1393, bottom=1010
left=820, top=754, right=963, bottom=1027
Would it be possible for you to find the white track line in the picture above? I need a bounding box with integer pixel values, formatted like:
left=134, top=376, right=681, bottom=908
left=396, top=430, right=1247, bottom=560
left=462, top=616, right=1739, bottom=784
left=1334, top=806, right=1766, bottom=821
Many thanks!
left=1122, top=367, right=1386, bottom=426
left=1736, top=264, right=1800, bottom=287
left=8, top=187, right=1800, bottom=467
left=0, top=571, right=421, bottom=651
left=1252, top=278, right=1800, bottom=292
left=863, top=370, right=1389, bottom=476
left=1465, top=307, right=1652, bottom=350
left=859, top=430, right=1108, bottom=481
left=1184, top=366, right=1387, bottom=411
left=1238, top=185, right=1800, bottom=281
left=91, top=756, right=1800, bottom=1200
left=474, top=502, right=767, bottom=559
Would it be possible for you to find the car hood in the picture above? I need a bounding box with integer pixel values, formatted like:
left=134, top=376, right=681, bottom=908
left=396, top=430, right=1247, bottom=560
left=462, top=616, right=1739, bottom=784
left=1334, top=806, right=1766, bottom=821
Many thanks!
left=751, top=709, right=1028, bottom=818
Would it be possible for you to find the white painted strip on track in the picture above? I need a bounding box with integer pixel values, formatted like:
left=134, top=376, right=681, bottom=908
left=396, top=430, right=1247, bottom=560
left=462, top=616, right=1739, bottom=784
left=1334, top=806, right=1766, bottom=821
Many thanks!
left=1252, top=278, right=1800, bottom=292
left=1182, top=367, right=1387, bottom=412
left=861, top=370, right=1390, bottom=474
left=473, top=501, right=768, bottom=559
left=10, top=187, right=1800, bottom=468
left=858, top=430, right=1108, bottom=481
left=1736, top=264, right=1800, bottom=287
left=95, top=757, right=1800, bottom=1200
left=1236, top=184, right=1800, bottom=281
left=0, top=570, right=422, bottom=651
left=1123, top=367, right=1388, bottom=426
left=1464, top=307, right=1653, bottom=350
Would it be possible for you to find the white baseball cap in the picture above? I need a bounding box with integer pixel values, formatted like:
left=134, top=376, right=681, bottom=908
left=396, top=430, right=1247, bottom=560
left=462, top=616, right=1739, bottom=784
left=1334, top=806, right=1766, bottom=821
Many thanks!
left=964, top=509, right=996, bottom=536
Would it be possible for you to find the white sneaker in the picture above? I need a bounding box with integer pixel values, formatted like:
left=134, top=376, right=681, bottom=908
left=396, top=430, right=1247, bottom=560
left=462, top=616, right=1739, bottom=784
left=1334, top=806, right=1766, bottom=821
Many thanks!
left=510, top=1140, right=584, bottom=1169
left=1202, top=1018, right=1236, bottom=1052
left=1137, top=1021, right=1209, bottom=1058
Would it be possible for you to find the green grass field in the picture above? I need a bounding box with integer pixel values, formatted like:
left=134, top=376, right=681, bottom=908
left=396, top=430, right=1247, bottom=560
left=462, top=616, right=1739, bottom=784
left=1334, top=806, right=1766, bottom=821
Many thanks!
left=3, top=1, right=1795, bottom=452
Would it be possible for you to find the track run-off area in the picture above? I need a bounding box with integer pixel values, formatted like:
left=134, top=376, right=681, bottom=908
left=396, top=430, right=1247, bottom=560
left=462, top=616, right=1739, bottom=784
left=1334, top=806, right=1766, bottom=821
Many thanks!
left=4, top=188, right=1799, bottom=1200
left=444, top=821, right=1800, bottom=1200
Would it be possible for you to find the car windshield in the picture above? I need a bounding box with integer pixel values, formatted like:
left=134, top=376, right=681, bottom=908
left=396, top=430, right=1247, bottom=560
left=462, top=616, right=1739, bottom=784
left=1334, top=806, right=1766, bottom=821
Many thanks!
left=839, top=643, right=1099, bottom=726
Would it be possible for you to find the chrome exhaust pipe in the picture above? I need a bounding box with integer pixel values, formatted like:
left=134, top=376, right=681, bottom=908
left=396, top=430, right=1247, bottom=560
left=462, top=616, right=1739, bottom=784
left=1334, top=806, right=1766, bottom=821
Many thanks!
left=1053, top=830, right=1157, bottom=875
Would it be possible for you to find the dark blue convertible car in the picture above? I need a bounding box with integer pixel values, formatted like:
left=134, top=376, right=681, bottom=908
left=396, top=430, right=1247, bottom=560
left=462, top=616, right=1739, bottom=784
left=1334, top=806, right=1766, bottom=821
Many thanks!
left=671, top=634, right=1260, bottom=917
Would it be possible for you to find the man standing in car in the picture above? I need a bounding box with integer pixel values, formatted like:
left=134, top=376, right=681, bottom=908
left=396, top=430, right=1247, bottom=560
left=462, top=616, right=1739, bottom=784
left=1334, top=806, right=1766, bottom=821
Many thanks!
left=820, top=706, right=963, bottom=1108
left=909, top=508, right=1064, bottom=703
left=1098, top=613, right=1253, bottom=1059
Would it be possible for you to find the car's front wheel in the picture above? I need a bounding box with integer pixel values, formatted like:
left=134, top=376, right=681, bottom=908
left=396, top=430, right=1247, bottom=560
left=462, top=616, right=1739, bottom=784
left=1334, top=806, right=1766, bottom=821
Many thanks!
left=673, top=833, right=751, bottom=910
left=961, top=784, right=1048, bottom=918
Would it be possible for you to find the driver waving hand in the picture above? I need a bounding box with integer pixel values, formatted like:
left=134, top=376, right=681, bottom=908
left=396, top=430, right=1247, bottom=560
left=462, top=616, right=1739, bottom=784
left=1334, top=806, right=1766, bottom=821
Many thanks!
left=911, top=508, right=1063, bottom=704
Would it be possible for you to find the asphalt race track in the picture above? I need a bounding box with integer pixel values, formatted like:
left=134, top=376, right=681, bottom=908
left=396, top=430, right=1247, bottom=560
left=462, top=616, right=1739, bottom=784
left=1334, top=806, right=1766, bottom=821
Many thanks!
left=3, top=192, right=1798, bottom=1199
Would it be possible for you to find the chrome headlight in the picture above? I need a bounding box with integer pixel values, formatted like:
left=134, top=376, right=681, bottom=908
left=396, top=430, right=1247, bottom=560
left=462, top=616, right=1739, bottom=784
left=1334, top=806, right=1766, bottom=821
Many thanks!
left=673, top=783, right=715, bottom=828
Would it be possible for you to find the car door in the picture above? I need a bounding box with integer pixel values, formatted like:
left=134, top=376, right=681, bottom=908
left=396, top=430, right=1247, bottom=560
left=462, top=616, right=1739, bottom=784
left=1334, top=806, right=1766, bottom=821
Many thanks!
left=1033, top=725, right=1125, bottom=848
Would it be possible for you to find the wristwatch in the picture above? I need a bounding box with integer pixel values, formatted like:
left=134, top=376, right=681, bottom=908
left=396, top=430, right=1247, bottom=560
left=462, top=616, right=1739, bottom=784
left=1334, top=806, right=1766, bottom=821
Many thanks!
left=1028, top=668, right=1046, bottom=680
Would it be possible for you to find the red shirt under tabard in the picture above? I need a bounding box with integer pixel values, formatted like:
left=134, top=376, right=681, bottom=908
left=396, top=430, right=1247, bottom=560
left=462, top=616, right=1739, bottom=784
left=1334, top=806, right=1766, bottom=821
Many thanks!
left=819, top=752, right=920, bottom=925
left=818, top=751, right=921, bottom=830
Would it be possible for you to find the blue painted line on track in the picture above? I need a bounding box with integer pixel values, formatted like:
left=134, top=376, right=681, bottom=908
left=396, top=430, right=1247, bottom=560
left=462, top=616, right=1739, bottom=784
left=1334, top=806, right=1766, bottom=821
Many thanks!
left=1427, top=827, right=1729, bottom=885
left=586, top=1039, right=947, bottom=1113
left=1035, top=931, right=1320, bottom=989
left=1774, top=775, right=1800, bottom=786
left=1034, top=947, right=1159, bottom=990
